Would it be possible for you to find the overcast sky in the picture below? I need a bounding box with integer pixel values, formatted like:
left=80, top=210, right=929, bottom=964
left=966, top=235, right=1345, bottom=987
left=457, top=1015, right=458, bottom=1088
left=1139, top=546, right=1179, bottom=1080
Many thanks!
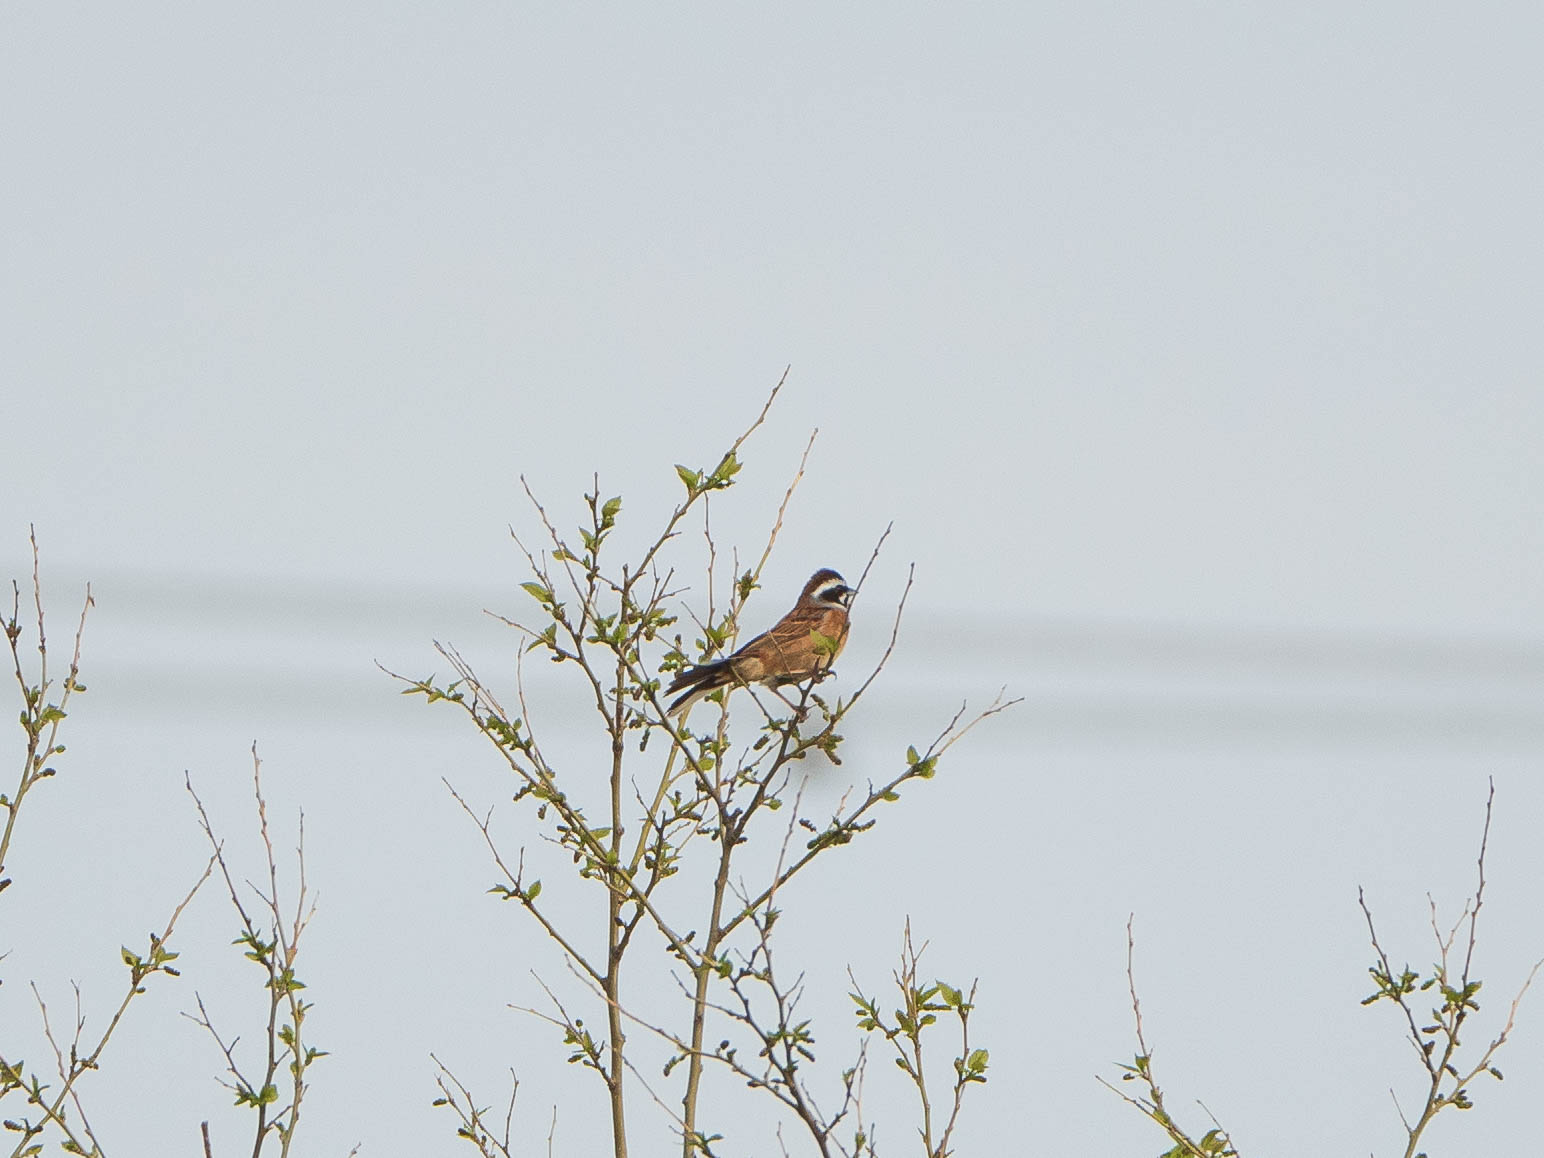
left=3, top=4, right=1542, bottom=1156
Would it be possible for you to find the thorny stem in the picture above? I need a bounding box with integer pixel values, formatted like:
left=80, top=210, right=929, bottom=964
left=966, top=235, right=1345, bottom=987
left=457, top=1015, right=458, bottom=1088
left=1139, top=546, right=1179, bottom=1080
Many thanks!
left=3, top=858, right=214, bottom=1158
left=727, top=695, right=1015, bottom=945
left=680, top=802, right=737, bottom=1156
left=1358, top=781, right=1542, bottom=1158
left=442, top=781, right=604, bottom=984
left=932, top=981, right=979, bottom=1158
left=431, top=1054, right=518, bottom=1158
left=2, top=529, right=92, bottom=887
left=607, top=642, right=630, bottom=1158
left=635, top=367, right=788, bottom=593
left=186, top=749, right=319, bottom=1158
left=900, top=929, right=935, bottom=1154
left=1097, top=916, right=1236, bottom=1158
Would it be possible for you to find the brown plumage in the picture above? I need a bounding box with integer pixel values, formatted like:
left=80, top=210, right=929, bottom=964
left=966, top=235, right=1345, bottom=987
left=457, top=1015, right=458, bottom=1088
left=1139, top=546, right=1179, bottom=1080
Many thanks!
left=666, top=568, right=853, bottom=715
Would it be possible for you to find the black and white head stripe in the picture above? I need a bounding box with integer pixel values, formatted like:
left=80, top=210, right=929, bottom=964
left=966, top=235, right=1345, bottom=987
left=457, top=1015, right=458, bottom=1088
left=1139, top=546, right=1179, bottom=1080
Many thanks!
left=809, top=570, right=853, bottom=605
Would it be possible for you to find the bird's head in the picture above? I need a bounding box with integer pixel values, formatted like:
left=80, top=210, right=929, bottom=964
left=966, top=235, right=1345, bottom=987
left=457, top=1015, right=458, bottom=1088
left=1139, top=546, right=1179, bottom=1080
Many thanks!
left=804, top=569, right=853, bottom=608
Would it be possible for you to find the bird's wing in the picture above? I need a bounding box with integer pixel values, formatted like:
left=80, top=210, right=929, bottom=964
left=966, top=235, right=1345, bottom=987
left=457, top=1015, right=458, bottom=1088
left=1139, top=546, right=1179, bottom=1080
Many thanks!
left=760, top=607, right=834, bottom=667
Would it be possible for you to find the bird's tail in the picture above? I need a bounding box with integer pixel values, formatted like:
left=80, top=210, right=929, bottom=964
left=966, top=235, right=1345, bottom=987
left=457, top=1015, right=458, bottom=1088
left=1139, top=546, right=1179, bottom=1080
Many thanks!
left=665, top=658, right=732, bottom=715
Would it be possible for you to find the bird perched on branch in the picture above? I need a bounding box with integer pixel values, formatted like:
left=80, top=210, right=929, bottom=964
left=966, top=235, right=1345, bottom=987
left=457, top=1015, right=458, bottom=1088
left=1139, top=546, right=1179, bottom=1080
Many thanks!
left=666, top=569, right=854, bottom=715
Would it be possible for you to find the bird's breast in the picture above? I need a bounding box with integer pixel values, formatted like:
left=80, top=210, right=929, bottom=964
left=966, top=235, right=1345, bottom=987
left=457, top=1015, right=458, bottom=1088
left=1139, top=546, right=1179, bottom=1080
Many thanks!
left=819, top=609, right=850, bottom=658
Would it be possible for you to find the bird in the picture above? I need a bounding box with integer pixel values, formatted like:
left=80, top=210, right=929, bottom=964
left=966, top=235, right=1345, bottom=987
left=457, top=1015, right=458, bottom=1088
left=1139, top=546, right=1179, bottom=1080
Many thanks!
left=665, top=568, right=854, bottom=715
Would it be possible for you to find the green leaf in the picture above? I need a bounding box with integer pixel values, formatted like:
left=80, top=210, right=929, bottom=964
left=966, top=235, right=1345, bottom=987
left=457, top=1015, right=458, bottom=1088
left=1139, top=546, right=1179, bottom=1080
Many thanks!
left=602, top=496, right=622, bottom=520
left=1200, top=1128, right=1234, bottom=1155
left=711, top=451, right=742, bottom=483
left=521, top=581, right=552, bottom=604
left=526, top=880, right=542, bottom=901
left=675, top=464, right=702, bottom=491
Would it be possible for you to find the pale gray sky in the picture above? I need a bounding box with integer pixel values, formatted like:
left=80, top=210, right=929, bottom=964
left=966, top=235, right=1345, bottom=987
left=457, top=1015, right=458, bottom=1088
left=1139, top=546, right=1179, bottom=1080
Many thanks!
left=4, top=3, right=1543, bottom=1155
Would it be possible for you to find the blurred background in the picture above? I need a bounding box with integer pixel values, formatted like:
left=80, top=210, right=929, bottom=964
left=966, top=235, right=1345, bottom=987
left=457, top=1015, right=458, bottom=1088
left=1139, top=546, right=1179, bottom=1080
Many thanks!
left=3, top=3, right=1542, bottom=1154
